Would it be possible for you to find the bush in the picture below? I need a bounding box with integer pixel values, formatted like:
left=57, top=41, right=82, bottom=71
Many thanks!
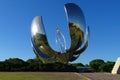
left=89, top=59, right=105, bottom=72
left=99, top=61, right=115, bottom=72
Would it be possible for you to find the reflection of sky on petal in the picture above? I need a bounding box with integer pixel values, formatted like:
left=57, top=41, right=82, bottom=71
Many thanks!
left=65, top=3, right=86, bottom=32
left=31, top=16, right=45, bottom=36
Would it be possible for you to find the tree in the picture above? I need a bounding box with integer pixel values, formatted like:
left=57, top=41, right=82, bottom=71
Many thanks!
left=4, top=58, right=26, bottom=71
left=26, top=58, right=42, bottom=71
left=89, top=59, right=105, bottom=72
left=99, top=61, right=115, bottom=72
left=0, top=61, right=5, bottom=71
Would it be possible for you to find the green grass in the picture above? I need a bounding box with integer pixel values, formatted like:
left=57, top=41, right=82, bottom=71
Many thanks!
left=0, top=72, right=88, bottom=80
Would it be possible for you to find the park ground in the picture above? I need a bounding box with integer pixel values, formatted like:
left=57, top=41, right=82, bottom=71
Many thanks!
left=0, top=72, right=120, bottom=80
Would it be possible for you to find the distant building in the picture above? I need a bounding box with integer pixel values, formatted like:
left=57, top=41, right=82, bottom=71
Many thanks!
left=76, top=67, right=91, bottom=72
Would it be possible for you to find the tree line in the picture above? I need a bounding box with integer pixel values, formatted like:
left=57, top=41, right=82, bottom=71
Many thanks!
left=89, top=59, right=115, bottom=72
left=0, top=58, right=115, bottom=72
left=0, top=58, right=77, bottom=72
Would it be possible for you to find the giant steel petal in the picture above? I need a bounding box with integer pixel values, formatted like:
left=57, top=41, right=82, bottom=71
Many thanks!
left=64, top=3, right=86, bottom=51
left=31, top=16, right=58, bottom=59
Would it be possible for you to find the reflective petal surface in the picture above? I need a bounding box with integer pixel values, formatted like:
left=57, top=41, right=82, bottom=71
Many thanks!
left=31, top=16, right=58, bottom=62
left=64, top=3, right=86, bottom=51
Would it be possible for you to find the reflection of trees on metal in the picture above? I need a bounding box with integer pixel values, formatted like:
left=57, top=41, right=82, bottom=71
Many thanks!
left=31, top=3, right=89, bottom=63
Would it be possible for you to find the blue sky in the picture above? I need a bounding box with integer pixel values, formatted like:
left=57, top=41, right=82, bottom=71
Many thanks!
left=0, top=0, right=120, bottom=64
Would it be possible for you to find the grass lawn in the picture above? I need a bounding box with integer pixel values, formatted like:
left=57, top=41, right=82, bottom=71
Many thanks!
left=0, top=72, right=88, bottom=80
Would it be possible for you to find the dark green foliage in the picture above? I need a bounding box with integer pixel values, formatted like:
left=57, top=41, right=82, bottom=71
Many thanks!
left=70, top=63, right=84, bottom=67
left=89, top=59, right=105, bottom=72
left=3, top=58, right=27, bottom=71
left=38, top=62, right=77, bottom=72
left=26, top=58, right=42, bottom=71
left=0, top=58, right=115, bottom=72
left=0, top=61, right=5, bottom=71
left=0, top=58, right=77, bottom=72
left=99, top=61, right=115, bottom=72
left=89, top=59, right=115, bottom=72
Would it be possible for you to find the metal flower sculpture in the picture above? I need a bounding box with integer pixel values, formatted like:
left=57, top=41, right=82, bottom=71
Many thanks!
left=31, top=3, right=89, bottom=63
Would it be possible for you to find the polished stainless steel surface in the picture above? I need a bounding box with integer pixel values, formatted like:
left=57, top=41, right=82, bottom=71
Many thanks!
left=31, top=3, right=89, bottom=63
